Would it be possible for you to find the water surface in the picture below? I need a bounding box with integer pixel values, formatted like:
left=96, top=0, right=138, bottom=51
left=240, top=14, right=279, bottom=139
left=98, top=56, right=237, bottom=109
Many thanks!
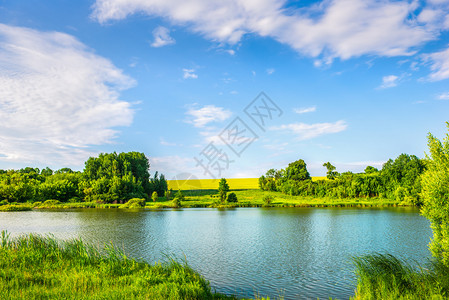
left=0, top=207, right=431, bottom=299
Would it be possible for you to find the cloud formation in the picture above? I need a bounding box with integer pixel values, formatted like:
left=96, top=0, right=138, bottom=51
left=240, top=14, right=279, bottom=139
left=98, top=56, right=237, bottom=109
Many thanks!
left=183, top=68, right=198, bottom=79
left=0, top=24, right=135, bottom=166
left=294, top=106, right=316, bottom=114
left=425, top=45, right=449, bottom=81
left=271, top=120, right=347, bottom=140
left=380, top=75, right=399, bottom=88
left=91, top=0, right=445, bottom=63
left=151, top=26, right=175, bottom=47
left=185, top=105, right=232, bottom=128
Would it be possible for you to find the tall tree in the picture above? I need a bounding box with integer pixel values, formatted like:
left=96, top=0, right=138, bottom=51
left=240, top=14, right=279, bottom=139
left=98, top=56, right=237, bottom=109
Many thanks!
left=323, top=162, right=339, bottom=180
left=286, top=159, right=311, bottom=181
left=421, top=122, right=449, bottom=266
left=218, top=178, right=230, bottom=203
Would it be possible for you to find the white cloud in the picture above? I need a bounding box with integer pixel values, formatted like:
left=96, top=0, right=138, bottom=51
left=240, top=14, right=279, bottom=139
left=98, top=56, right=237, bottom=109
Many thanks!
left=160, top=138, right=177, bottom=146
left=437, top=92, right=449, bottom=100
left=271, top=120, right=347, bottom=140
left=186, top=105, right=232, bottom=127
left=149, top=155, right=194, bottom=177
left=183, top=68, right=198, bottom=79
left=379, top=75, right=399, bottom=88
left=92, top=0, right=441, bottom=63
left=151, top=26, right=175, bottom=47
left=294, top=106, right=316, bottom=114
left=0, top=23, right=135, bottom=166
left=266, top=68, right=275, bottom=75
left=424, top=45, right=449, bottom=81
left=226, top=49, right=235, bottom=55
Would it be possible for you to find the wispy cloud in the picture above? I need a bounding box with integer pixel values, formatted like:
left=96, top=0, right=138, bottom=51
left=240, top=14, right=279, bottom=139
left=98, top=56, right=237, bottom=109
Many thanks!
left=0, top=23, right=135, bottom=166
left=424, top=45, right=449, bottom=81
left=92, top=0, right=442, bottom=63
left=437, top=92, right=449, bottom=100
left=151, top=26, right=175, bottom=47
left=294, top=106, right=316, bottom=114
left=266, top=68, right=275, bottom=75
left=271, top=120, right=347, bottom=140
left=183, top=68, right=198, bottom=79
left=379, top=75, right=399, bottom=88
left=185, top=105, right=232, bottom=128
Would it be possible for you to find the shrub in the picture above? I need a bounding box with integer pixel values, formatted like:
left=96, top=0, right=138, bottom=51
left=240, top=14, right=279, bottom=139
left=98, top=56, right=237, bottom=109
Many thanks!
left=0, top=200, right=9, bottom=206
left=263, top=195, right=273, bottom=205
left=152, top=191, right=158, bottom=202
left=227, top=192, right=238, bottom=203
left=119, top=198, right=145, bottom=209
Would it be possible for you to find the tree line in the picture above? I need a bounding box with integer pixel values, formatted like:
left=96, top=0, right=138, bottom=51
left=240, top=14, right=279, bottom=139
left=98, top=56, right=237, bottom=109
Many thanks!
left=259, top=153, right=425, bottom=205
left=0, top=152, right=167, bottom=204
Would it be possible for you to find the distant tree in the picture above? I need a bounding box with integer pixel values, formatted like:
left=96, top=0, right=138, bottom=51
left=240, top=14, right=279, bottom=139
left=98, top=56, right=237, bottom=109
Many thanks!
left=165, top=189, right=173, bottom=200
left=323, top=162, right=339, bottom=180
left=41, top=167, right=53, bottom=177
left=152, top=191, right=158, bottom=202
left=227, top=192, right=238, bottom=203
left=364, top=166, right=378, bottom=174
left=218, top=178, right=230, bottom=203
left=55, top=168, right=73, bottom=174
left=286, top=159, right=311, bottom=181
left=173, top=190, right=184, bottom=208
left=421, top=122, right=449, bottom=266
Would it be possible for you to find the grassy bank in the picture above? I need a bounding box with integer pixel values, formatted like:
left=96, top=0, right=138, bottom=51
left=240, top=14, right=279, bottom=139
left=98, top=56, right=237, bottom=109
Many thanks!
left=146, top=189, right=402, bottom=209
left=351, top=254, right=449, bottom=299
left=0, top=189, right=405, bottom=210
left=0, top=231, right=235, bottom=299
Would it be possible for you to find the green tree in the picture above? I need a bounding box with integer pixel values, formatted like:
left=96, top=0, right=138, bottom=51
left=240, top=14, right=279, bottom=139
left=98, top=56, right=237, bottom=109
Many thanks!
left=227, top=192, right=238, bottom=203
left=286, top=159, right=311, bottom=181
left=218, top=178, right=230, bottom=203
left=421, top=122, right=449, bottom=266
left=323, top=162, right=339, bottom=180
left=152, top=191, right=158, bottom=202
left=173, top=190, right=184, bottom=208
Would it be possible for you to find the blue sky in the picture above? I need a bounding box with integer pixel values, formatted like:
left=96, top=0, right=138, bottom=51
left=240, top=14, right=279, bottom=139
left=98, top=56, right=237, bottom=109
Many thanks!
left=0, top=0, right=449, bottom=179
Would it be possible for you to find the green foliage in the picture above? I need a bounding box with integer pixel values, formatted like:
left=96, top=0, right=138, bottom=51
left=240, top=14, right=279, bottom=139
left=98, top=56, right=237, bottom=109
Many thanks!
left=226, top=192, right=238, bottom=203
left=259, top=154, right=425, bottom=203
left=0, top=204, right=32, bottom=212
left=152, top=191, right=158, bottom=202
left=286, top=159, right=311, bottom=181
left=119, top=198, right=145, bottom=209
left=172, top=190, right=184, bottom=208
left=165, top=189, right=173, bottom=200
left=352, top=253, right=449, bottom=299
left=421, top=122, right=449, bottom=266
left=323, top=162, right=339, bottom=180
left=262, top=195, right=273, bottom=205
left=218, top=178, right=230, bottom=203
left=0, top=232, right=233, bottom=299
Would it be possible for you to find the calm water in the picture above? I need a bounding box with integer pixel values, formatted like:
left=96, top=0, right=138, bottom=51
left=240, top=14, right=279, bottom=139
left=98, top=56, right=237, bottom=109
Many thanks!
left=0, top=207, right=432, bottom=299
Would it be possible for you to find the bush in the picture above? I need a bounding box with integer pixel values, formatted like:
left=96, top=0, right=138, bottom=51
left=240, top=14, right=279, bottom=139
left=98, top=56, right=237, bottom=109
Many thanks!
left=172, top=190, right=184, bottom=208
left=263, top=195, right=273, bottom=205
left=119, top=198, right=145, bottom=209
left=152, top=191, right=158, bottom=202
left=39, top=200, right=61, bottom=207
left=0, top=200, right=9, bottom=206
left=227, top=192, right=238, bottom=203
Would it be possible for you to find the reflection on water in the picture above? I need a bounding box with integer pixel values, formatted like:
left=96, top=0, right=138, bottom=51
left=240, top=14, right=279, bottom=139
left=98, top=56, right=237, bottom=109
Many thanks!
left=0, top=207, right=431, bottom=300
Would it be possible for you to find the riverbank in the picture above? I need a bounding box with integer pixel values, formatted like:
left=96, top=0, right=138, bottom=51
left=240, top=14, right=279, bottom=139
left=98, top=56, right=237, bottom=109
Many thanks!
left=0, top=189, right=409, bottom=210
left=0, top=232, right=236, bottom=299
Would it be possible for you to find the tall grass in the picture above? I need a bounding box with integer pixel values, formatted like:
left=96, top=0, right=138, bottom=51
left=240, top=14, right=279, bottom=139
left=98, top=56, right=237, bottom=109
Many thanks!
left=352, top=253, right=449, bottom=299
left=0, top=231, right=234, bottom=299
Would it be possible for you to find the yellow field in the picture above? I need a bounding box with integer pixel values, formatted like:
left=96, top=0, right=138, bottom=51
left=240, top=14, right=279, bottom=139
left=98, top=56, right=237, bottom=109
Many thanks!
left=167, top=177, right=327, bottom=190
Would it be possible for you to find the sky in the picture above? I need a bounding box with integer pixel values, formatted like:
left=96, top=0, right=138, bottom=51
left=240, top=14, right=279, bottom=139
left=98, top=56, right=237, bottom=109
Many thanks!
left=0, top=0, right=449, bottom=179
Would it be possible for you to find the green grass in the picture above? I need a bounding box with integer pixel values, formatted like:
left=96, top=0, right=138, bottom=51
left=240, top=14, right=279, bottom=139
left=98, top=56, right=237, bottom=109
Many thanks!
left=0, top=231, right=235, bottom=300
left=146, top=189, right=401, bottom=209
left=351, top=253, right=449, bottom=299
left=0, top=204, right=32, bottom=212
